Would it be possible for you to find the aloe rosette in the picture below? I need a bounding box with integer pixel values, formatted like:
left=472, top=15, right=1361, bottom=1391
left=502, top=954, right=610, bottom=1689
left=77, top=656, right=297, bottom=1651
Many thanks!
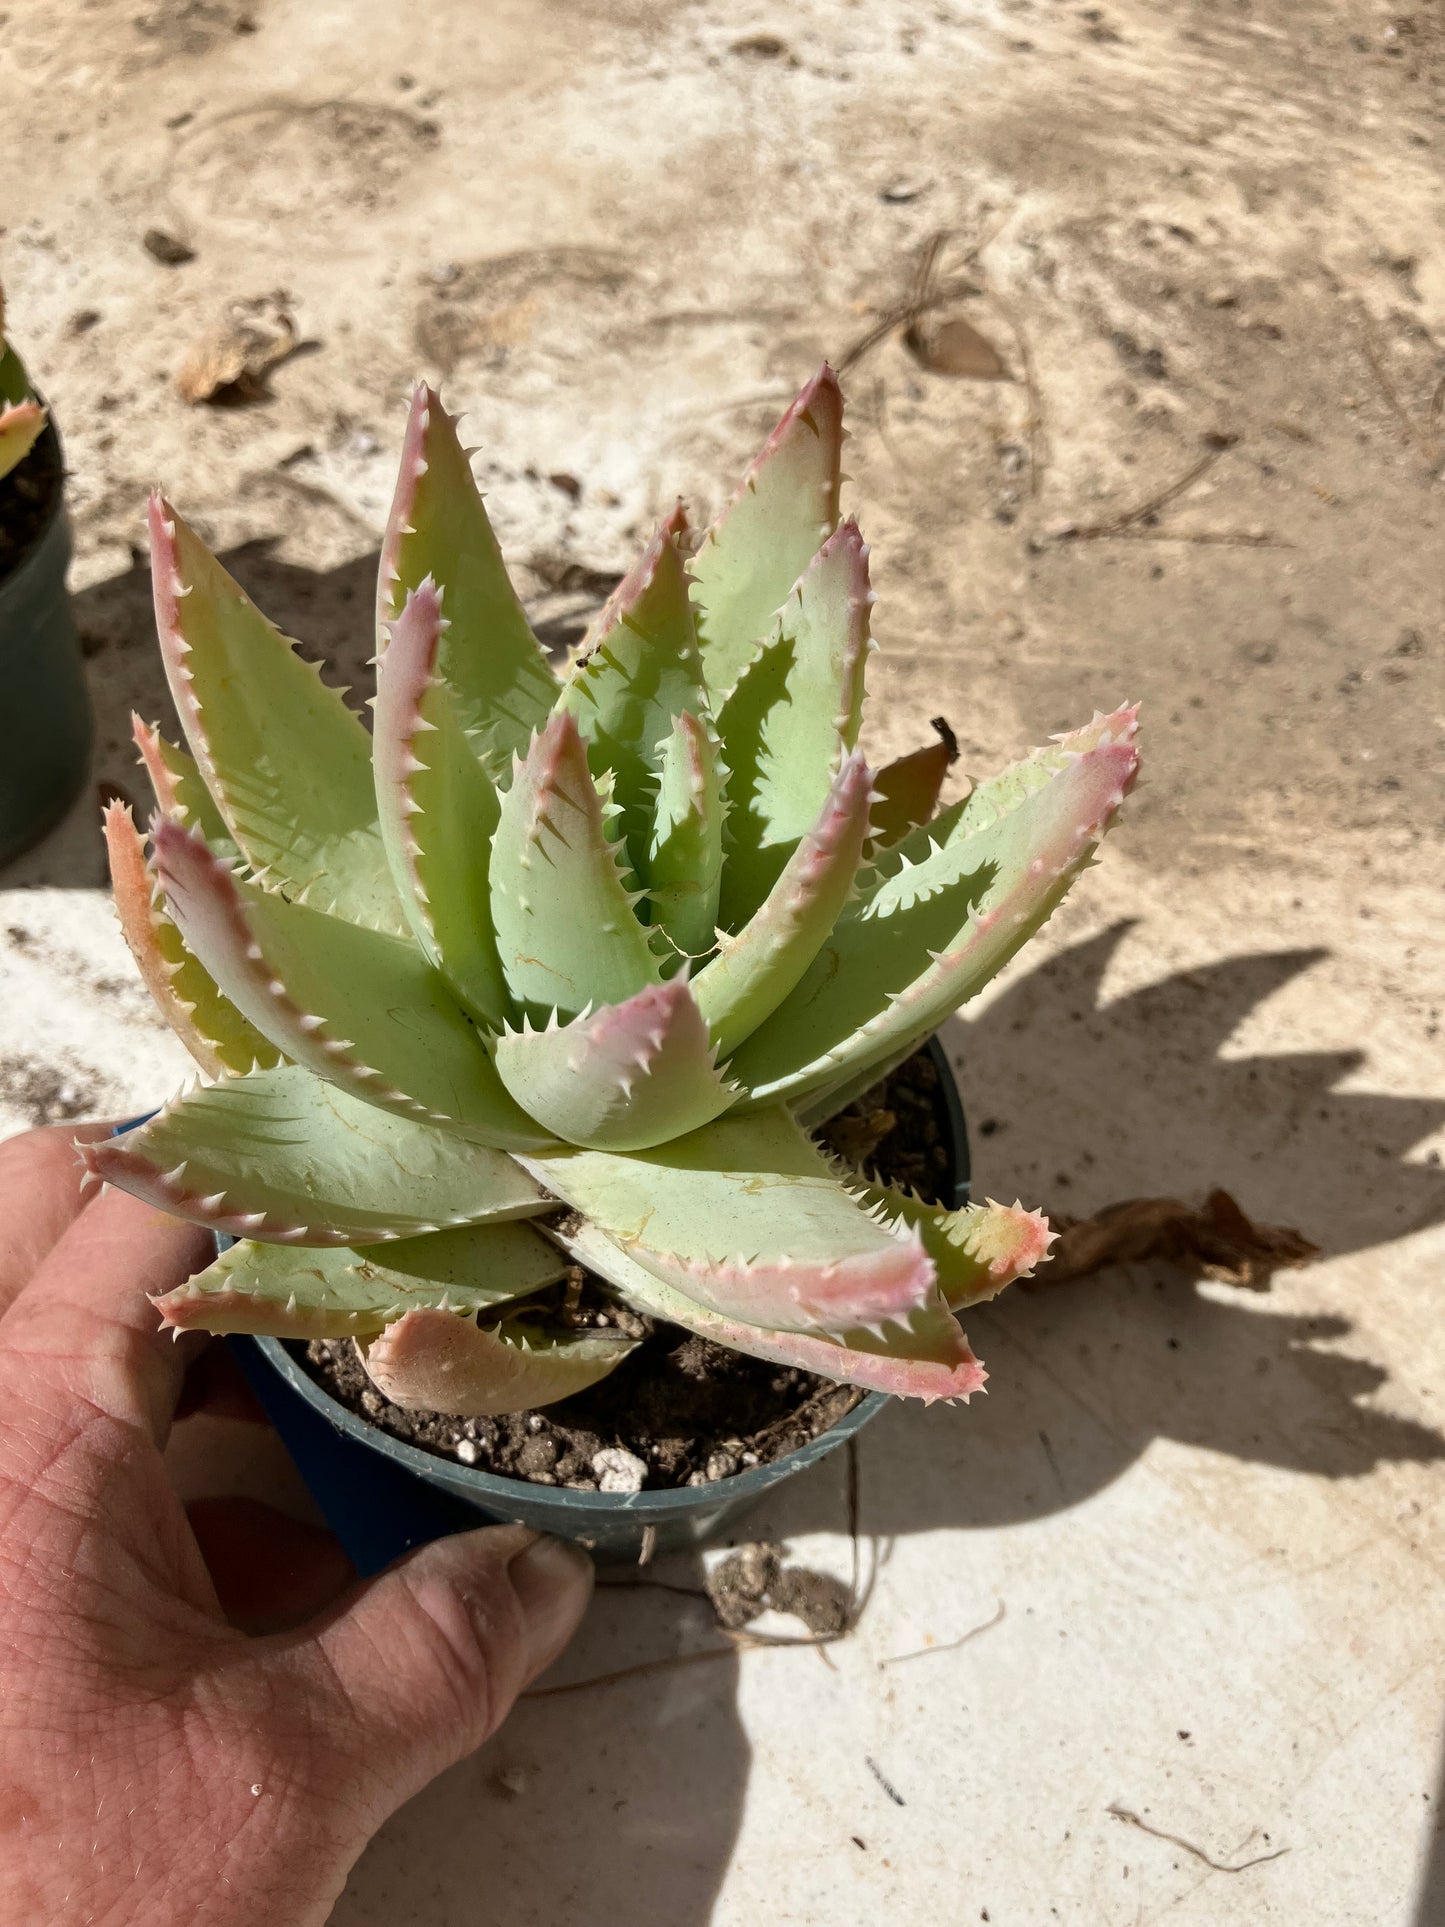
left=89, top=369, right=1138, bottom=1420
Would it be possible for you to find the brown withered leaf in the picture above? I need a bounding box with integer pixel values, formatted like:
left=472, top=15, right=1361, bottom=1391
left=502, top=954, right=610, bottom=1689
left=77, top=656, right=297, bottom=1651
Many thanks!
left=1037, top=1189, right=1319, bottom=1291
left=176, top=299, right=300, bottom=405
left=904, top=312, right=1011, bottom=380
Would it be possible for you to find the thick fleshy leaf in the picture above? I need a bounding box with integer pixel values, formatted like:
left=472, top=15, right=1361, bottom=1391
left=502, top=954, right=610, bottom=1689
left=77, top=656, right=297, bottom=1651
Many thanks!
left=549, top=1215, right=985, bottom=1404
left=693, top=751, right=873, bottom=1059
left=869, top=719, right=960, bottom=849
left=489, top=711, right=660, bottom=1022
left=131, top=715, right=231, bottom=847
left=858, top=1185, right=1054, bottom=1308
left=373, top=579, right=509, bottom=1027
left=0, top=399, right=45, bottom=484
left=647, top=709, right=727, bottom=969
left=556, top=507, right=708, bottom=884
left=152, top=817, right=552, bottom=1144
left=152, top=1223, right=566, bottom=1338
left=727, top=708, right=1140, bottom=1108
left=690, top=366, right=843, bottom=697
left=494, top=977, right=735, bottom=1152
left=86, top=1062, right=550, bottom=1246
left=150, top=496, right=407, bottom=935
left=361, top=1307, right=636, bottom=1416
left=716, top=519, right=873, bottom=928
left=379, top=383, right=557, bottom=783
left=103, top=801, right=281, bottom=1081
left=522, top=1106, right=935, bottom=1333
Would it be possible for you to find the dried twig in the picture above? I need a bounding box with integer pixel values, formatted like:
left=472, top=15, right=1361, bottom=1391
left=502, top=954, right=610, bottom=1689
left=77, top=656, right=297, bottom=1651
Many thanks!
left=529, top=1438, right=874, bottom=1700
left=1054, top=445, right=1223, bottom=539
left=524, top=1645, right=737, bottom=1699
left=837, top=214, right=1013, bottom=376
left=1107, top=1805, right=1290, bottom=1874
left=865, top=1756, right=907, bottom=1806
left=1050, top=441, right=1287, bottom=548
left=881, top=1599, right=1006, bottom=1666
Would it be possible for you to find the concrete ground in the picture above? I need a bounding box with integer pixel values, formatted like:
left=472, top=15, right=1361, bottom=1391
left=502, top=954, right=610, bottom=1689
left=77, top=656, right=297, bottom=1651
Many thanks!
left=2, top=0, right=1442, bottom=1919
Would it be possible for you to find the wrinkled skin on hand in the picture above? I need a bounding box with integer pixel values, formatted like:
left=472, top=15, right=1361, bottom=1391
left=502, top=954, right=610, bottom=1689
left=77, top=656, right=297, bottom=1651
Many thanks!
left=0, top=1124, right=593, bottom=1927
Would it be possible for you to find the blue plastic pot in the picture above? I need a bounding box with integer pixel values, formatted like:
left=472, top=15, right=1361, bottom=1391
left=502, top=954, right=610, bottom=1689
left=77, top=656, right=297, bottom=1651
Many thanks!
left=0, top=419, right=92, bottom=867
left=220, top=1038, right=970, bottom=1572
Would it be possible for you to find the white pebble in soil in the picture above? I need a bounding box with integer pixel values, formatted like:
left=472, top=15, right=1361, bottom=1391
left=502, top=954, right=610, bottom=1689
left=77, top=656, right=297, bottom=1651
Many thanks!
left=455, top=1439, right=480, bottom=1465
left=590, top=1447, right=648, bottom=1493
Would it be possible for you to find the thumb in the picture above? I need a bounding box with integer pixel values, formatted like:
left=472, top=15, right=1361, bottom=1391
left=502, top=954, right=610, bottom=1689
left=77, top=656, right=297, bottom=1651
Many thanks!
left=284, top=1525, right=592, bottom=1812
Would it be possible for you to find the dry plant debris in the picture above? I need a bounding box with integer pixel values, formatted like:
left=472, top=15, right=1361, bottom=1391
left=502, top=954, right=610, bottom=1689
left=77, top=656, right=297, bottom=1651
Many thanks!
left=176, top=295, right=301, bottom=404
left=1107, top=1803, right=1289, bottom=1874
left=1039, top=1190, right=1319, bottom=1290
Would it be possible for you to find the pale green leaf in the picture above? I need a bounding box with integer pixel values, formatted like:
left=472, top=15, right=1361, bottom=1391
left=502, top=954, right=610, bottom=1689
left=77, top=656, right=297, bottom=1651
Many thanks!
left=494, top=977, right=735, bottom=1151
left=489, top=711, right=660, bottom=1022
left=379, top=384, right=558, bottom=783
left=373, top=578, right=510, bottom=1028
left=716, top=519, right=872, bottom=928
left=89, top=1062, right=550, bottom=1245
left=522, top=1105, right=935, bottom=1333
left=153, top=817, right=553, bottom=1145
left=150, top=496, right=407, bottom=935
left=690, top=366, right=843, bottom=698
left=152, top=1222, right=566, bottom=1337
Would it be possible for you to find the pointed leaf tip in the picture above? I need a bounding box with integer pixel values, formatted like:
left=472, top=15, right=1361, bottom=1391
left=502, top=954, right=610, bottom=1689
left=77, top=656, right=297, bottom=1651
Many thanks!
left=152, top=816, right=547, bottom=1143
left=379, top=383, right=557, bottom=782
left=491, top=709, right=660, bottom=1021
left=495, top=975, right=734, bottom=1150
left=691, top=367, right=845, bottom=697
left=104, top=802, right=280, bottom=1080
left=149, top=498, right=407, bottom=935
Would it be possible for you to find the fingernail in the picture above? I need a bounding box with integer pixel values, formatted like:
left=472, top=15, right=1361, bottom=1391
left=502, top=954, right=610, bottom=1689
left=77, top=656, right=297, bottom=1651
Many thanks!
left=508, top=1535, right=594, bottom=1678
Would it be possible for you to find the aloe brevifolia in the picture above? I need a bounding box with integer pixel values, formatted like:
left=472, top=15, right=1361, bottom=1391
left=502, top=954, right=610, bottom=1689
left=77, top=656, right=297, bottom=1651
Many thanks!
left=89, top=368, right=1138, bottom=1423
left=0, top=283, right=47, bottom=486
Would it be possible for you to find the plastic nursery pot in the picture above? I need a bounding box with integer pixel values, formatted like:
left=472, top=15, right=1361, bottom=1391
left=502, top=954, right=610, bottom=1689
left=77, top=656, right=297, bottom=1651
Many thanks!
left=224, top=1036, right=971, bottom=1573
left=0, top=417, right=92, bottom=868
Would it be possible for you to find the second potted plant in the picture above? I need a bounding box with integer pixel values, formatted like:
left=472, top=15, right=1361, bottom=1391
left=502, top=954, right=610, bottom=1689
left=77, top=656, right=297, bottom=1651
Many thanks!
left=0, top=280, right=91, bottom=866
left=87, top=369, right=1138, bottom=1561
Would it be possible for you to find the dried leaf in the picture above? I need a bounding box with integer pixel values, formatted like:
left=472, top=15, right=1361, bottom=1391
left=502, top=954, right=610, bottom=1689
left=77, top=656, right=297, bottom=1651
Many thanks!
left=905, top=313, right=1011, bottom=381
left=1037, top=1190, right=1319, bottom=1290
left=176, top=301, right=300, bottom=405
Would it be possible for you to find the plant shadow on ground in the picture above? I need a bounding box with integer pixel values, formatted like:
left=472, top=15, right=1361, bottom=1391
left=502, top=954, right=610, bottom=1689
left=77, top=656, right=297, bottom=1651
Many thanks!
left=11, top=548, right=1445, bottom=1925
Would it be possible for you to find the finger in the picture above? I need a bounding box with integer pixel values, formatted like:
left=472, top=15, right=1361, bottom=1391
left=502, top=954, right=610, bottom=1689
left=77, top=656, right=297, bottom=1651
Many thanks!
left=0, top=1184, right=213, bottom=1448
left=186, top=1496, right=356, bottom=1634
left=0, top=1121, right=121, bottom=1315
left=277, top=1527, right=592, bottom=1815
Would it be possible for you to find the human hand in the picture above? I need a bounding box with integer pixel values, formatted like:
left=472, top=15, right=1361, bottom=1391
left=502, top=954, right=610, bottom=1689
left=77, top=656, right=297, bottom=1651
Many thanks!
left=0, top=1123, right=593, bottom=1926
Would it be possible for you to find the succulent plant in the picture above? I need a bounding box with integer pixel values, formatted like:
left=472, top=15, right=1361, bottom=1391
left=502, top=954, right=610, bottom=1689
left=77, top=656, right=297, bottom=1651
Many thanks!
left=88, top=369, right=1138, bottom=1420
left=0, top=283, right=47, bottom=487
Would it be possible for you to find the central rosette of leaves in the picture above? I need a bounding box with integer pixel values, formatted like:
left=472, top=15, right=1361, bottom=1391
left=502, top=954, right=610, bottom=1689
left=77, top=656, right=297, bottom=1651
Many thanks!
left=90, top=370, right=1136, bottom=1417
